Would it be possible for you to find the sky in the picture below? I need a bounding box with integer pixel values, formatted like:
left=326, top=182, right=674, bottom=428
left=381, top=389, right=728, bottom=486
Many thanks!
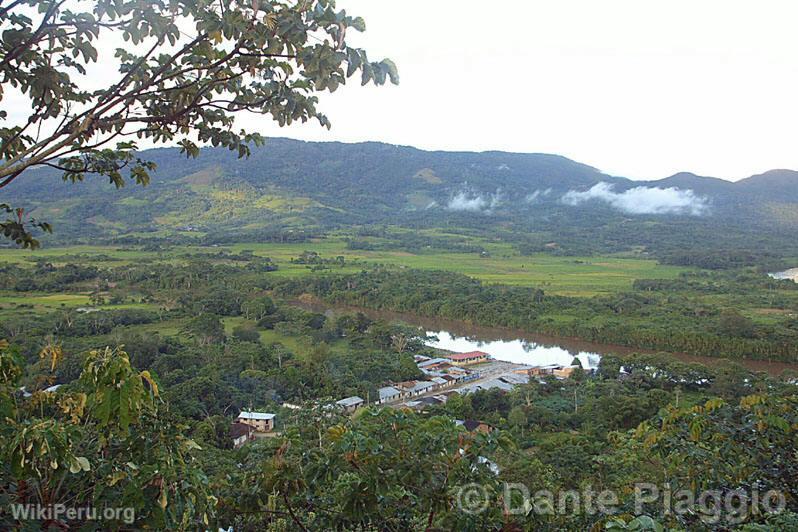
left=237, top=0, right=798, bottom=181
left=5, top=1, right=798, bottom=181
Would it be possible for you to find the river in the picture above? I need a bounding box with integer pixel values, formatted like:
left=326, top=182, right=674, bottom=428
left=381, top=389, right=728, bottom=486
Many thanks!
left=425, top=330, right=601, bottom=370
left=291, top=299, right=797, bottom=376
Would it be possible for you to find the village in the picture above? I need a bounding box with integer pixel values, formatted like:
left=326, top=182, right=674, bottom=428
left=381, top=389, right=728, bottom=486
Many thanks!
left=230, top=350, right=587, bottom=448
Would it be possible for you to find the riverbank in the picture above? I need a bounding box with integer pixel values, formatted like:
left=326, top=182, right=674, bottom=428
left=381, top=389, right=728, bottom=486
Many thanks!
left=291, top=297, right=798, bottom=377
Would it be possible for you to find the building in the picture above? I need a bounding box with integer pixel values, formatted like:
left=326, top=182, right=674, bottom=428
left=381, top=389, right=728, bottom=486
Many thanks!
left=418, top=396, right=444, bottom=407
left=378, top=386, right=402, bottom=404
left=444, top=351, right=490, bottom=366
left=430, top=376, right=449, bottom=388
left=446, top=367, right=474, bottom=381
left=336, top=396, right=365, bottom=412
left=528, top=364, right=563, bottom=376
left=456, top=419, right=495, bottom=434
left=409, top=380, right=436, bottom=395
left=479, top=378, right=516, bottom=392
left=236, top=411, right=276, bottom=432
left=527, top=364, right=578, bottom=379
left=553, top=366, right=577, bottom=378
left=230, top=422, right=256, bottom=449
left=498, top=373, right=530, bottom=385
left=417, top=357, right=451, bottom=369
left=456, top=378, right=515, bottom=395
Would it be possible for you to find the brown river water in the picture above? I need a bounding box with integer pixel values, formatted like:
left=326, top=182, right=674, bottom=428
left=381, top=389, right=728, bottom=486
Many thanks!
left=292, top=298, right=798, bottom=376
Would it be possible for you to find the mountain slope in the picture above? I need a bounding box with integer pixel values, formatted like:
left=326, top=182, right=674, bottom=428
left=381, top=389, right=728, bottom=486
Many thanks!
left=735, top=169, right=798, bottom=202
left=2, top=138, right=797, bottom=256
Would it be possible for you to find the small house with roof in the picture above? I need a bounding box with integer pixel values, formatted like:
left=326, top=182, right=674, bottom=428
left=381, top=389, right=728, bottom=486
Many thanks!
left=378, top=386, right=403, bottom=404
left=336, top=396, right=365, bottom=412
left=236, top=411, right=276, bottom=432
left=230, top=422, right=256, bottom=448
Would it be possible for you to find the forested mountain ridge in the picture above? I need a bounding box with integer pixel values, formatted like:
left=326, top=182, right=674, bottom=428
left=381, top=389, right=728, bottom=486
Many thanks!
left=4, top=138, right=798, bottom=257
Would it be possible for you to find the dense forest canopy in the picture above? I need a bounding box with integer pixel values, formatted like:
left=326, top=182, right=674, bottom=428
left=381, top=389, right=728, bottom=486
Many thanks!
left=1, top=247, right=797, bottom=529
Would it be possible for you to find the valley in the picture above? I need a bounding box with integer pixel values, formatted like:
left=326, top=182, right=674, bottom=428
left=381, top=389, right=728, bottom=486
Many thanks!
left=4, top=167, right=798, bottom=531
left=4, top=1, right=798, bottom=529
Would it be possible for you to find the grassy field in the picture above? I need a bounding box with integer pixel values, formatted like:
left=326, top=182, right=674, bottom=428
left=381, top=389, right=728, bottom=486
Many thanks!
left=0, top=239, right=689, bottom=296
left=0, top=291, right=162, bottom=315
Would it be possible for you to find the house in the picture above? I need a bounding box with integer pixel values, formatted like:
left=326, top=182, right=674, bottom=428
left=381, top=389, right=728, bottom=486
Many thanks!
left=417, top=357, right=451, bottom=369
left=236, top=411, right=276, bottom=432
left=410, top=380, right=436, bottom=395
left=414, top=354, right=431, bottom=363
left=396, top=380, right=436, bottom=397
left=230, top=422, right=256, bottom=449
left=444, top=351, right=490, bottom=366
left=446, top=367, right=473, bottom=381
left=528, top=364, right=564, bottom=376
left=378, top=386, right=402, bottom=404
left=498, top=373, right=530, bottom=385
left=528, top=364, right=579, bottom=379
left=418, top=396, right=444, bottom=407
left=456, top=419, right=495, bottom=434
left=480, top=378, right=516, bottom=392
left=336, top=396, right=365, bottom=412
left=431, top=376, right=449, bottom=388
left=553, top=366, right=577, bottom=378
left=456, top=378, right=515, bottom=395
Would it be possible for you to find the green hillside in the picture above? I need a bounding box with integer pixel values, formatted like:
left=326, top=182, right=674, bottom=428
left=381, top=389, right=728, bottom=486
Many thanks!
left=4, top=138, right=798, bottom=261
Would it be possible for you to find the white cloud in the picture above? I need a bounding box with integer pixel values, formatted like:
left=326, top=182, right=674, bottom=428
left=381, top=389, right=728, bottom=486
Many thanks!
left=446, top=191, right=487, bottom=212
left=525, top=188, right=552, bottom=203
left=445, top=188, right=502, bottom=213
left=560, top=182, right=709, bottom=215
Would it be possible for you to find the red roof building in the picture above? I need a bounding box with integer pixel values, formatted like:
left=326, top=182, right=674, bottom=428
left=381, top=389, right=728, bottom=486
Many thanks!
left=444, top=351, right=490, bottom=366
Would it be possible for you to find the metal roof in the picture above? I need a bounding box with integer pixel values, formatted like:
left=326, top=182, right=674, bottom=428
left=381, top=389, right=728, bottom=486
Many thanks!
left=336, top=396, right=364, bottom=407
left=499, top=373, right=530, bottom=385
left=412, top=381, right=435, bottom=392
left=378, top=386, right=401, bottom=400
left=417, top=357, right=450, bottom=368
left=238, top=411, right=276, bottom=420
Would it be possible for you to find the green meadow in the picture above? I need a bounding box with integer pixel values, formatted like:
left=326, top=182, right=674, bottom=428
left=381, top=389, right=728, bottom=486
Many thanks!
left=0, top=239, right=688, bottom=297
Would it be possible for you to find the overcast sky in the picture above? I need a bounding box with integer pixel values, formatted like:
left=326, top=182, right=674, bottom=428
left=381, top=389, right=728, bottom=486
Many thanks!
left=240, top=0, right=798, bottom=181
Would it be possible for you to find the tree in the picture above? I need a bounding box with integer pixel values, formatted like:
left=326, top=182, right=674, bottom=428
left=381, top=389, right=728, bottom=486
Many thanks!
left=232, top=323, right=261, bottom=343
left=718, top=309, right=756, bottom=338
left=228, top=409, right=511, bottom=530
left=182, top=313, right=226, bottom=346
left=242, top=295, right=276, bottom=321
left=1, top=343, right=214, bottom=529
left=507, top=405, right=527, bottom=433
left=0, top=0, right=397, bottom=246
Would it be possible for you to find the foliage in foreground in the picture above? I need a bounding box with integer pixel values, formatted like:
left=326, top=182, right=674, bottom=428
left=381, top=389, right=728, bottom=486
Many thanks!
left=0, top=342, right=213, bottom=529
left=0, top=0, right=397, bottom=245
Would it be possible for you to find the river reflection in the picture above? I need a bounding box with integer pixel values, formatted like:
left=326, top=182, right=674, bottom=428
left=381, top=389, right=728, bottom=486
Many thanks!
left=769, top=268, right=798, bottom=282
left=425, top=330, right=601, bottom=369
left=291, top=298, right=797, bottom=376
